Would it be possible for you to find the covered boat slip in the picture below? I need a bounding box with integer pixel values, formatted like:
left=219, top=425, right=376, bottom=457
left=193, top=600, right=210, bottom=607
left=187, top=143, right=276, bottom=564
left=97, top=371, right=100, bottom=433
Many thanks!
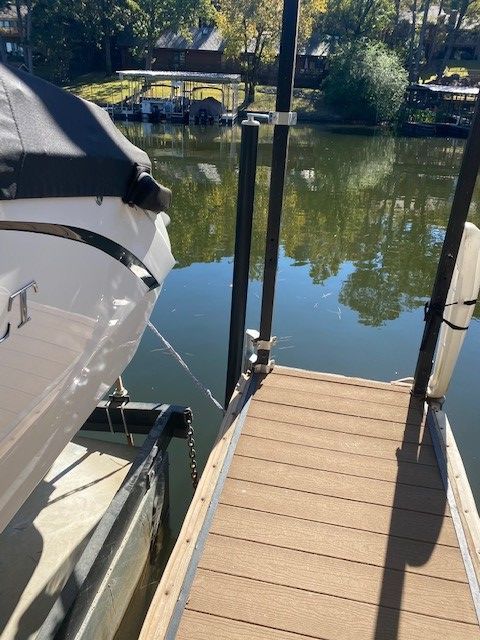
left=112, top=71, right=240, bottom=126
left=141, top=366, right=480, bottom=640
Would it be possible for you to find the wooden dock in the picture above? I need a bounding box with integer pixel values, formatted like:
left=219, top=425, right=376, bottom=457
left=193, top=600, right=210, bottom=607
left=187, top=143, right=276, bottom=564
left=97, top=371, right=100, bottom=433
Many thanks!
left=140, top=366, right=480, bottom=640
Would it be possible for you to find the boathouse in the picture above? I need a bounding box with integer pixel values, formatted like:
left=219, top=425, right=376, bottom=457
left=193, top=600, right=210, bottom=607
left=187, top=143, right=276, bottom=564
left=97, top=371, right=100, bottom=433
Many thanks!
left=111, top=70, right=240, bottom=125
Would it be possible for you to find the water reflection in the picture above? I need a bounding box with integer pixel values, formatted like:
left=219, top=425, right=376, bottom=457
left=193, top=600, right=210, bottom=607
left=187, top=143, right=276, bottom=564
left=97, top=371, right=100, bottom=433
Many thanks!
left=121, top=122, right=478, bottom=327
left=112, top=122, right=480, bottom=639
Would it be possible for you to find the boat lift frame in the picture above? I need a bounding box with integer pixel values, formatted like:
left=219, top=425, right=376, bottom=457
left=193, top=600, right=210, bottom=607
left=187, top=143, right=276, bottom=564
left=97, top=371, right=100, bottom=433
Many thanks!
left=115, top=70, right=241, bottom=126
left=37, top=403, right=191, bottom=640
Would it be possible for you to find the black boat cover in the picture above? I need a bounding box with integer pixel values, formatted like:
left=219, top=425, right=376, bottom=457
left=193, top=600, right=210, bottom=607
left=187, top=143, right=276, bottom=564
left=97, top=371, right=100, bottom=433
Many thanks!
left=0, top=64, right=171, bottom=211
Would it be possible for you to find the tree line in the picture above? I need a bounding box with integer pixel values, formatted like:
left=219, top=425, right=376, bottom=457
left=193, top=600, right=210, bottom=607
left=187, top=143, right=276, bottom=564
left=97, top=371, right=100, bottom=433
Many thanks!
left=0, top=0, right=213, bottom=78
left=1, top=0, right=479, bottom=88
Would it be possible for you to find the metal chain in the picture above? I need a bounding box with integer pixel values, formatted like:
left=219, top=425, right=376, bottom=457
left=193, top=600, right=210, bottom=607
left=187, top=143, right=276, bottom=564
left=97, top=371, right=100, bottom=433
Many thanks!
left=186, top=413, right=198, bottom=490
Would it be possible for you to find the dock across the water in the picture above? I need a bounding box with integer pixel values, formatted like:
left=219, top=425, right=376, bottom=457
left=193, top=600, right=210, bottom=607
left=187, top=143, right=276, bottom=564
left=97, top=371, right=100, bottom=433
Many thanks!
left=140, top=365, right=480, bottom=640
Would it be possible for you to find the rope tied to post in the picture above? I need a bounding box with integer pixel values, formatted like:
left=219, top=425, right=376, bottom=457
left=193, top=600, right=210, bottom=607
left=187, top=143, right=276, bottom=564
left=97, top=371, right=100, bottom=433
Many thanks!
left=423, top=298, right=478, bottom=331
left=147, top=321, right=224, bottom=413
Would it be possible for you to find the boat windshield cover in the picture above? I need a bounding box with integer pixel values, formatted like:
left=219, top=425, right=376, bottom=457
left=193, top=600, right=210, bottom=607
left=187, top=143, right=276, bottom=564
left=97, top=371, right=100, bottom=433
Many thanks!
left=0, top=64, right=171, bottom=211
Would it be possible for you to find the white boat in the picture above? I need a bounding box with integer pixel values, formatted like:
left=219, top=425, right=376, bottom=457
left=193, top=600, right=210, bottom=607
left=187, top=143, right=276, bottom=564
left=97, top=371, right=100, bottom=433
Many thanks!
left=0, top=64, right=175, bottom=533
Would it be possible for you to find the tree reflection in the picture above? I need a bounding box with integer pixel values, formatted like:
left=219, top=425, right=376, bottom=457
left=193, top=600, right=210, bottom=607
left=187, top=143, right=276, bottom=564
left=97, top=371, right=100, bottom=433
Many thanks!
left=120, top=123, right=480, bottom=327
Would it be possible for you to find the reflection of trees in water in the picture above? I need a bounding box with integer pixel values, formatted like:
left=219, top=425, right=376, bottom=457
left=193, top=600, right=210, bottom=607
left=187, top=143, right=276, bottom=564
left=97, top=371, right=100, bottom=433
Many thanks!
left=123, top=125, right=480, bottom=327
left=281, top=134, right=480, bottom=326
left=338, top=201, right=439, bottom=326
left=155, top=160, right=238, bottom=268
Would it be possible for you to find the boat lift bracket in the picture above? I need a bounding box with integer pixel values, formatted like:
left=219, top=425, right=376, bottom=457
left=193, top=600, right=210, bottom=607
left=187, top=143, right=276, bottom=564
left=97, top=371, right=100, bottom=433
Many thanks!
left=245, top=111, right=297, bottom=126
left=243, top=331, right=277, bottom=374
left=269, top=110, right=297, bottom=126
left=254, top=361, right=275, bottom=374
left=82, top=401, right=191, bottom=440
left=255, top=337, right=278, bottom=351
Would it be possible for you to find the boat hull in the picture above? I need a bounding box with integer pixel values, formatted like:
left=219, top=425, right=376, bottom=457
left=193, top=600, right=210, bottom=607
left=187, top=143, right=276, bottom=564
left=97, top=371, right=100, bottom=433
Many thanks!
left=0, top=196, right=174, bottom=532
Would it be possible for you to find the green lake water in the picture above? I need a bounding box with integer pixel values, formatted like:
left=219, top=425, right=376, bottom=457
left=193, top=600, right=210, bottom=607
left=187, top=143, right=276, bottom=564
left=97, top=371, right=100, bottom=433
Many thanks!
left=116, top=122, right=480, bottom=629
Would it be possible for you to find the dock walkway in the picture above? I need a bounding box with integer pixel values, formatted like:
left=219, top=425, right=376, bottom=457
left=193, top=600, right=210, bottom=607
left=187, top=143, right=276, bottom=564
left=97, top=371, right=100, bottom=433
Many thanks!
left=141, top=366, right=480, bottom=640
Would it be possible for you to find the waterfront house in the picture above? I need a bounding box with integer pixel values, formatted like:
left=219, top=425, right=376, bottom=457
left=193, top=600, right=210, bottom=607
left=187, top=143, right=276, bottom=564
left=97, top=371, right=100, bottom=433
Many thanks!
left=119, top=25, right=329, bottom=88
left=0, top=3, right=26, bottom=62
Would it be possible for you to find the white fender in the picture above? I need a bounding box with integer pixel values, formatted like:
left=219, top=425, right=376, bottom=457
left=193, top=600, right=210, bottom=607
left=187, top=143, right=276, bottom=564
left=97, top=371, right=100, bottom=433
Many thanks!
left=428, top=222, right=480, bottom=399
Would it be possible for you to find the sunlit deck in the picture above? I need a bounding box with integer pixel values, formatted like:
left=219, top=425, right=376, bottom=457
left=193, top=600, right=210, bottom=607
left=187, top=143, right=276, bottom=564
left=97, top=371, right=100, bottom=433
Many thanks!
left=141, top=366, right=480, bottom=640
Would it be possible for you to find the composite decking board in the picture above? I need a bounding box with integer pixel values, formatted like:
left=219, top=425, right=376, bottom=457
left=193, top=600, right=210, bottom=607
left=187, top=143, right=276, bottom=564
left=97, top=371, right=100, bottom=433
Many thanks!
left=235, top=434, right=443, bottom=489
left=272, top=366, right=412, bottom=393
left=199, top=534, right=477, bottom=624
left=211, top=504, right=469, bottom=582
left=228, top=455, right=450, bottom=516
left=141, top=368, right=480, bottom=640
left=265, top=372, right=414, bottom=407
left=253, top=385, right=425, bottom=424
left=248, top=399, right=432, bottom=444
left=185, top=569, right=480, bottom=640
left=243, top=416, right=437, bottom=465
left=219, top=477, right=457, bottom=546
left=176, top=610, right=316, bottom=640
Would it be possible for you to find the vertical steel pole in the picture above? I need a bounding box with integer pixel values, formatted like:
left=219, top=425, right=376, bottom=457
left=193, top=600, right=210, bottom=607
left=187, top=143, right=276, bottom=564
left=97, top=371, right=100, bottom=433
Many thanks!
left=225, top=115, right=260, bottom=407
left=413, top=97, right=480, bottom=397
left=257, top=0, right=301, bottom=367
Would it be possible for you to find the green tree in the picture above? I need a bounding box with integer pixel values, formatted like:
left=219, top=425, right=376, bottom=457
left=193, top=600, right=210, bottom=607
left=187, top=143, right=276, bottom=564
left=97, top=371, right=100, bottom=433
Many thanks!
left=217, top=0, right=326, bottom=104
left=410, top=0, right=432, bottom=82
left=322, top=0, right=394, bottom=41
left=32, top=0, right=133, bottom=78
left=133, top=0, right=213, bottom=70
left=406, top=0, right=419, bottom=77
left=83, top=0, right=133, bottom=75
left=324, top=42, right=408, bottom=124
left=31, top=0, right=85, bottom=82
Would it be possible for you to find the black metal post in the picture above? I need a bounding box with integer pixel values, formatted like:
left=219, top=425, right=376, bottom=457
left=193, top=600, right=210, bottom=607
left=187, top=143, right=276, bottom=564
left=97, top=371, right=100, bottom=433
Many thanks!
left=225, top=115, right=259, bottom=407
left=413, top=97, right=480, bottom=397
left=257, top=0, right=301, bottom=367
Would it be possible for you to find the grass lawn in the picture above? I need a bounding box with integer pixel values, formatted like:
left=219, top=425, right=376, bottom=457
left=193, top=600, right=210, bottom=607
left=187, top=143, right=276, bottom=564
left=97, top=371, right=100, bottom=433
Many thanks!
left=65, top=73, right=131, bottom=104
left=249, top=86, right=327, bottom=119
left=421, top=60, right=480, bottom=83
